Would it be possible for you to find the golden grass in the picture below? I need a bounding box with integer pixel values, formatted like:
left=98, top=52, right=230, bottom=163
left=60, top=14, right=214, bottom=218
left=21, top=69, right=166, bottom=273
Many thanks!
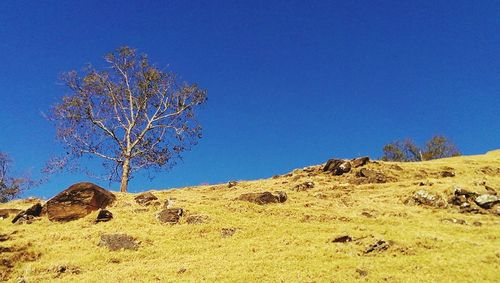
left=1, top=150, right=499, bottom=282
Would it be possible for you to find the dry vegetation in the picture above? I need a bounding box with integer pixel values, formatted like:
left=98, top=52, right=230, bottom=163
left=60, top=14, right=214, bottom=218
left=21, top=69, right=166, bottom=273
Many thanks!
left=1, top=150, right=500, bottom=282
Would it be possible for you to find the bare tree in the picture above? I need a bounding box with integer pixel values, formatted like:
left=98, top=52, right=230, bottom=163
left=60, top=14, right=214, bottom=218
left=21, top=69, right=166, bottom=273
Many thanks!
left=48, top=46, right=207, bottom=192
left=382, top=135, right=460, bottom=162
left=0, top=152, right=33, bottom=202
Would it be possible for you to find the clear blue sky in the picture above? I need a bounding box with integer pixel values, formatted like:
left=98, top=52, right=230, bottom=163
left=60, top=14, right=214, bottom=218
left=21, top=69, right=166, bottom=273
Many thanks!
left=0, top=1, right=498, bottom=198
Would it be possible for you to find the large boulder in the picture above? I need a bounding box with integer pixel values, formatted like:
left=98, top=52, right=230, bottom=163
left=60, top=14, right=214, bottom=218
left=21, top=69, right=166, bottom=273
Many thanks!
left=44, top=182, right=116, bottom=222
left=237, top=191, right=287, bottom=205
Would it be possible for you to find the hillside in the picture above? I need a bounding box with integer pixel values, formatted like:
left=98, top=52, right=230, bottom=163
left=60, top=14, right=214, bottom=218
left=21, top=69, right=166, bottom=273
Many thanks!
left=1, top=150, right=499, bottom=282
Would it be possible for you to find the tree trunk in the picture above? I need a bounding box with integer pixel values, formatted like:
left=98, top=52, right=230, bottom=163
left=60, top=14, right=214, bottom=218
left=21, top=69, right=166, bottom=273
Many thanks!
left=120, top=158, right=131, bottom=192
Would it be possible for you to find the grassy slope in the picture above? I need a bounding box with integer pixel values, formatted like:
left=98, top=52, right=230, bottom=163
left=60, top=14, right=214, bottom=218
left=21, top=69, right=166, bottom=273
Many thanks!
left=1, top=150, right=499, bottom=282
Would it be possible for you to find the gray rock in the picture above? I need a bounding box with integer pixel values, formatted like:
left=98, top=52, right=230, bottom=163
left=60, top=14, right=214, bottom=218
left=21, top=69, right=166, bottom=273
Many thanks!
left=474, top=194, right=499, bottom=209
left=237, top=191, right=287, bottom=205
left=409, top=190, right=446, bottom=208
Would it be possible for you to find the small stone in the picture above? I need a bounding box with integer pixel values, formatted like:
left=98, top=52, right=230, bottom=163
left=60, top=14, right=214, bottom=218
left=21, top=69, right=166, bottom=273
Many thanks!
left=221, top=228, right=237, bottom=238
left=177, top=267, right=187, bottom=274
left=95, top=209, right=113, bottom=223
left=356, top=268, right=368, bottom=277
left=228, top=181, right=238, bottom=188
left=364, top=240, right=389, bottom=254
left=237, top=191, right=287, bottom=205
left=98, top=234, right=139, bottom=251
left=157, top=208, right=183, bottom=224
left=332, top=235, right=352, bottom=243
left=473, top=221, right=482, bottom=226
left=185, top=215, right=209, bottom=224
left=441, top=171, right=455, bottom=177
left=441, top=218, right=467, bottom=225
left=410, top=190, right=446, bottom=208
left=134, top=192, right=159, bottom=206
left=293, top=181, right=315, bottom=191
left=484, top=185, right=497, bottom=196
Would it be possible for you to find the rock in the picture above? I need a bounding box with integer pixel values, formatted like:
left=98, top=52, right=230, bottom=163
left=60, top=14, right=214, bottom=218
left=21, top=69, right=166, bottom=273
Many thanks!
left=441, top=171, right=455, bottom=177
left=332, top=235, right=352, bottom=243
left=474, top=194, right=499, bottom=209
left=12, top=203, right=43, bottom=224
left=408, top=190, right=446, bottom=208
left=157, top=208, right=183, bottom=224
left=0, top=209, right=23, bottom=219
left=351, top=156, right=370, bottom=168
left=43, top=182, right=115, bottom=222
left=237, top=191, right=287, bottom=205
left=134, top=192, right=159, bottom=206
left=364, top=239, right=389, bottom=254
left=484, top=185, right=497, bottom=196
left=98, top=234, right=139, bottom=251
left=323, top=159, right=352, bottom=175
left=293, top=181, right=315, bottom=191
left=221, top=228, right=237, bottom=238
left=356, top=168, right=387, bottom=183
left=185, top=215, right=209, bottom=224
left=453, top=187, right=478, bottom=198
left=441, top=218, right=467, bottom=225
left=95, top=209, right=113, bottom=223
left=228, top=181, right=238, bottom=188
left=356, top=268, right=368, bottom=277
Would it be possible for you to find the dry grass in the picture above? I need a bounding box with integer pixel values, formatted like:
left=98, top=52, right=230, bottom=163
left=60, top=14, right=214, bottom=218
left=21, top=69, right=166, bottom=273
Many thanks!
left=1, top=150, right=499, bottom=282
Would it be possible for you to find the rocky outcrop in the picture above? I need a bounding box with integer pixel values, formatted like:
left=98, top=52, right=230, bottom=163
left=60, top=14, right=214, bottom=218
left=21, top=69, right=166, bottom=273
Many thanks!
left=237, top=191, right=287, bottom=205
left=351, top=157, right=370, bottom=168
left=448, top=186, right=499, bottom=214
left=43, top=182, right=116, bottom=222
left=323, top=159, right=351, bottom=175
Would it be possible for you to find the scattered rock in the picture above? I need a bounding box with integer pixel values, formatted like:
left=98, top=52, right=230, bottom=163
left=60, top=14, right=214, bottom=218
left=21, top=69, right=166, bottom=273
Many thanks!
left=473, top=221, right=482, bottom=226
left=356, top=168, right=387, bottom=183
left=228, top=181, right=238, bottom=188
left=177, top=267, right=187, bottom=274
left=221, top=228, right=237, bottom=238
left=484, top=185, right=497, bottom=196
left=12, top=203, right=43, bottom=224
left=0, top=234, right=10, bottom=242
left=98, top=234, right=139, bottom=251
left=95, top=209, right=113, bottom=223
left=52, top=265, right=81, bottom=278
left=390, top=164, right=404, bottom=171
left=293, top=181, right=315, bottom=191
left=361, top=211, right=375, bottom=218
left=185, top=215, right=209, bottom=224
left=441, top=171, right=455, bottom=177
left=441, top=218, right=467, bottom=225
left=474, top=194, right=499, bottom=209
left=43, top=182, right=116, bottom=222
left=351, top=156, right=370, bottom=168
left=453, top=187, right=478, bottom=198
left=157, top=208, right=183, bottom=224
left=134, top=192, right=159, bottom=206
left=237, top=191, right=287, bottom=205
left=323, top=159, right=352, bottom=175
left=364, top=240, right=389, bottom=254
left=332, top=235, right=352, bottom=243
left=0, top=209, right=23, bottom=219
left=356, top=268, right=368, bottom=277
left=408, top=190, right=446, bottom=208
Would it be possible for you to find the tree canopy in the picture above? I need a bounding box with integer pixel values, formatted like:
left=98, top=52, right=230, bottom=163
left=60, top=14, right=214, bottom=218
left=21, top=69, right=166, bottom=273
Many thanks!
left=48, top=46, right=207, bottom=192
